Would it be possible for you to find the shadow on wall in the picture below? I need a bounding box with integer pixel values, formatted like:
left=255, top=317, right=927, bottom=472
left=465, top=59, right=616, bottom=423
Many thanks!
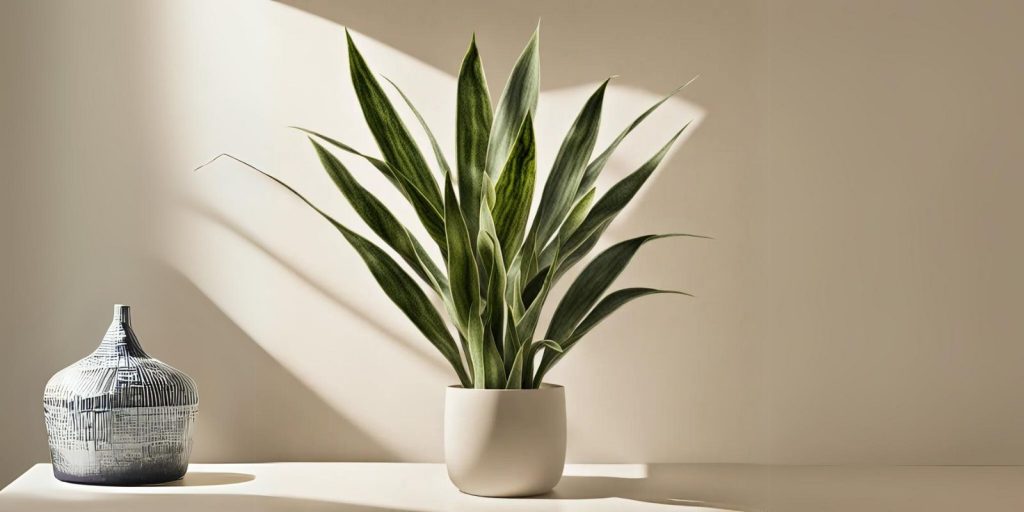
left=142, top=262, right=395, bottom=463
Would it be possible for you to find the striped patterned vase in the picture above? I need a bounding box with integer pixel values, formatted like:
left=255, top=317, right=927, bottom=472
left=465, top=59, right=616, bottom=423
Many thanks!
left=43, top=304, right=199, bottom=485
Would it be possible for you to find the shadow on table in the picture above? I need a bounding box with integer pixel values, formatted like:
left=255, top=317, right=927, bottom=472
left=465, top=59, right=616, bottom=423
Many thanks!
left=151, top=472, right=256, bottom=487
left=0, top=494, right=399, bottom=512
left=538, top=464, right=763, bottom=511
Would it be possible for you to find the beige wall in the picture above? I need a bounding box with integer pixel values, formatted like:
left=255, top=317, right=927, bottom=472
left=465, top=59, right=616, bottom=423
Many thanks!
left=1, top=0, right=1021, bottom=487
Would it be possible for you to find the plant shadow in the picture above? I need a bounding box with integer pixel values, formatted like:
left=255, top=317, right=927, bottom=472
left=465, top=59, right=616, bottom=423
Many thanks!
left=536, top=464, right=763, bottom=511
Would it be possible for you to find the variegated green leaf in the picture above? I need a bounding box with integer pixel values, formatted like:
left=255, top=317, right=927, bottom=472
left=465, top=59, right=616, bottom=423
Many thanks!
left=478, top=228, right=507, bottom=365
left=203, top=154, right=469, bottom=387
left=382, top=76, right=452, bottom=177
left=456, top=35, right=493, bottom=238
left=537, top=187, right=596, bottom=269
left=534, top=288, right=688, bottom=387
left=546, top=234, right=682, bottom=343
left=575, top=78, right=697, bottom=201
left=347, top=30, right=443, bottom=214
left=310, top=139, right=446, bottom=292
left=559, top=123, right=691, bottom=267
left=484, top=26, right=539, bottom=179
left=296, top=127, right=447, bottom=253
left=507, top=339, right=563, bottom=389
left=491, top=114, right=536, bottom=261
left=443, top=173, right=480, bottom=334
left=527, top=80, right=608, bottom=248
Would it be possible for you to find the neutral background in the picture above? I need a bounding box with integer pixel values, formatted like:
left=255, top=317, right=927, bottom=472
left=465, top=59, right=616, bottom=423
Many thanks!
left=2, top=0, right=1021, bottom=488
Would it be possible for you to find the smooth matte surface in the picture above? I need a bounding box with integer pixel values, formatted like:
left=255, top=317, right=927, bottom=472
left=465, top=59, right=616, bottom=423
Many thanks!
left=1, top=463, right=1023, bottom=511
left=444, top=385, right=566, bottom=496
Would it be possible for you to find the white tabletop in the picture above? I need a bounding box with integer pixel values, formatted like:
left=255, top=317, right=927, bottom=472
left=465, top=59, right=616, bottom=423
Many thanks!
left=0, top=462, right=1021, bottom=511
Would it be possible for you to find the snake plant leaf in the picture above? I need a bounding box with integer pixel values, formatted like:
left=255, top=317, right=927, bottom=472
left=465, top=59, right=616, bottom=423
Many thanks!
left=520, top=265, right=548, bottom=310
left=575, top=79, right=696, bottom=201
left=560, top=123, right=691, bottom=264
left=505, top=338, right=528, bottom=389
left=514, top=245, right=559, bottom=347
left=310, top=139, right=447, bottom=293
left=347, top=30, right=443, bottom=214
left=209, top=155, right=470, bottom=387
left=506, top=339, right=563, bottom=389
left=484, top=25, right=539, bottom=180
left=525, top=79, right=609, bottom=265
left=523, top=190, right=593, bottom=304
left=546, top=234, right=683, bottom=343
left=537, top=187, right=596, bottom=269
left=338, top=224, right=472, bottom=389
left=573, top=288, right=690, bottom=345
left=444, top=173, right=481, bottom=335
left=482, top=328, right=507, bottom=388
left=456, top=35, right=493, bottom=238
left=478, top=228, right=507, bottom=362
left=492, top=114, right=536, bottom=261
left=465, top=311, right=486, bottom=388
left=382, top=76, right=452, bottom=177
left=534, top=288, right=688, bottom=387
left=296, top=127, right=447, bottom=252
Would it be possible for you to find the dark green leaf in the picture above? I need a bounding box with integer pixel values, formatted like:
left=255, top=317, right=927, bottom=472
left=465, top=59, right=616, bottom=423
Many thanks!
left=456, top=35, right=493, bottom=238
left=491, top=114, right=536, bottom=261
left=546, top=234, right=681, bottom=343
left=382, top=76, right=452, bottom=177
left=310, top=139, right=446, bottom=292
left=525, top=80, right=609, bottom=261
left=484, top=26, right=539, bottom=179
left=560, top=123, right=691, bottom=264
left=575, top=79, right=696, bottom=201
left=444, top=173, right=481, bottom=334
left=534, top=288, right=688, bottom=386
left=347, top=30, right=443, bottom=215
left=207, top=155, right=469, bottom=387
left=295, top=127, right=447, bottom=253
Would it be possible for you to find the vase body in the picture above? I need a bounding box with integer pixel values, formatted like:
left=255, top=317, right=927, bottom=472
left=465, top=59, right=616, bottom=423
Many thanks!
left=43, top=305, right=199, bottom=485
left=444, top=384, right=566, bottom=497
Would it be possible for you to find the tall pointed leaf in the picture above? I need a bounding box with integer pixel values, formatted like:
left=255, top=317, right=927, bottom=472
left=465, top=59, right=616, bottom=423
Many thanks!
left=443, top=173, right=480, bottom=333
left=205, top=155, right=469, bottom=387
left=560, top=123, right=691, bottom=263
left=506, top=339, right=562, bottom=389
left=537, top=187, right=596, bottom=268
left=534, top=288, right=687, bottom=387
left=491, top=114, right=536, bottom=261
left=382, top=76, right=452, bottom=177
left=526, top=80, right=609, bottom=257
left=456, top=35, right=493, bottom=237
left=296, top=127, right=447, bottom=251
left=546, top=234, right=681, bottom=343
left=575, top=78, right=697, bottom=201
left=310, top=139, right=446, bottom=292
left=347, top=30, right=443, bottom=213
left=478, top=228, right=507, bottom=365
left=484, top=26, right=539, bottom=179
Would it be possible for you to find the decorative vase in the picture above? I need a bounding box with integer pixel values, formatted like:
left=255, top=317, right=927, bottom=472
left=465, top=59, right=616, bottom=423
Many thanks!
left=42, top=304, right=199, bottom=485
left=444, top=384, right=566, bottom=497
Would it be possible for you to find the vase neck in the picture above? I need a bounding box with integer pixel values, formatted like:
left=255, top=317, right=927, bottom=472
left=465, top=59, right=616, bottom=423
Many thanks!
left=96, top=304, right=149, bottom=358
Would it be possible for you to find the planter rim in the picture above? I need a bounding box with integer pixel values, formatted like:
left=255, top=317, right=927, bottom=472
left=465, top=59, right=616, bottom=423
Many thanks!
left=447, top=383, right=563, bottom=392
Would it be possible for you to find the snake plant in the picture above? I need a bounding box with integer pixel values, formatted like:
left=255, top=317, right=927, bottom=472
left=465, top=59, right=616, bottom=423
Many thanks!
left=216, top=27, right=703, bottom=389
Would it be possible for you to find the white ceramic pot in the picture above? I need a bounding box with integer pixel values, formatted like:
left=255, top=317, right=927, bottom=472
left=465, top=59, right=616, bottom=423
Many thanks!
left=444, top=384, right=566, bottom=497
